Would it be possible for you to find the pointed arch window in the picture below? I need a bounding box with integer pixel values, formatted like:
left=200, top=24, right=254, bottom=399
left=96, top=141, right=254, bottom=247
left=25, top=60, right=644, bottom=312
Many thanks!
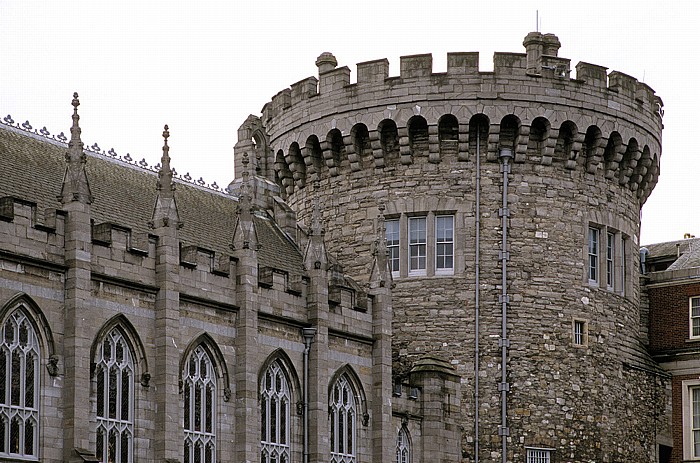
left=183, top=345, right=216, bottom=463
left=330, top=374, right=356, bottom=463
left=260, top=360, right=290, bottom=463
left=0, top=309, right=40, bottom=459
left=95, top=328, right=134, bottom=463
left=395, top=427, right=410, bottom=463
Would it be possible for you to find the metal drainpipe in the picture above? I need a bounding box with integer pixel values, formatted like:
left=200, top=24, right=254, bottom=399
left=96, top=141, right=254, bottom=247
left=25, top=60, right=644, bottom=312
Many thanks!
left=498, top=147, right=513, bottom=463
left=474, top=127, right=481, bottom=463
left=301, top=327, right=317, bottom=463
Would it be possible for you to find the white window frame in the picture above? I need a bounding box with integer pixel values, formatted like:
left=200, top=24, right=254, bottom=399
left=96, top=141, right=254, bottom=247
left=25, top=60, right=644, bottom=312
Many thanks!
left=260, top=360, right=291, bottom=463
left=588, top=226, right=599, bottom=285
left=408, top=217, right=427, bottom=276
left=682, top=379, right=700, bottom=460
left=435, top=215, right=454, bottom=275
left=330, top=375, right=356, bottom=463
left=386, top=219, right=400, bottom=277
left=183, top=345, right=216, bottom=463
left=525, top=447, right=553, bottom=463
left=690, top=297, right=700, bottom=339
left=0, top=309, right=40, bottom=460
left=606, top=231, right=615, bottom=291
left=95, top=329, right=134, bottom=463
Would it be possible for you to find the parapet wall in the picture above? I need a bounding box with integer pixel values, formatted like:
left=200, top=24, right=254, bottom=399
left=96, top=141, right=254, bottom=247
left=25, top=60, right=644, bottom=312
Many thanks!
left=249, top=32, right=662, bottom=207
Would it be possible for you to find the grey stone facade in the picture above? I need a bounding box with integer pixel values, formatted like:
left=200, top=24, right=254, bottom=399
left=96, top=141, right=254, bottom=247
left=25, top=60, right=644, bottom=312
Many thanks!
left=0, top=32, right=673, bottom=463
left=0, top=92, right=464, bottom=461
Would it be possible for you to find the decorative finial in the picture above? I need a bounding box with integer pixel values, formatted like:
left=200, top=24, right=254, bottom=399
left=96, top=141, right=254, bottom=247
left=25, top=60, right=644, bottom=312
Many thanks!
left=59, top=92, right=92, bottom=204
left=231, top=152, right=256, bottom=250
left=69, top=92, right=82, bottom=149
left=151, top=124, right=181, bottom=228
left=157, top=124, right=173, bottom=194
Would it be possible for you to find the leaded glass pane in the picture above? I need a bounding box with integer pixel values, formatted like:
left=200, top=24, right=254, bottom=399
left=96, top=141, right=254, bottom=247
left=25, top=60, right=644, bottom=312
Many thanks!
left=26, top=352, right=35, bottom=408
left=109, top=367, right=118, bottom=419
left=0, top=352, right=6, bottom=405
left=25, top=419, right=34, bottom=456
left=10, top=417, right=19, bottom=453
left=10, top=351, right=20, bottom=406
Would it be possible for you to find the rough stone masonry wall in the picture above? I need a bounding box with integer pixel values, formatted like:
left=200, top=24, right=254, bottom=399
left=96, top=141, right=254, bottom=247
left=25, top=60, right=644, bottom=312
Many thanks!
left=250, top=36, right=667, bottom=462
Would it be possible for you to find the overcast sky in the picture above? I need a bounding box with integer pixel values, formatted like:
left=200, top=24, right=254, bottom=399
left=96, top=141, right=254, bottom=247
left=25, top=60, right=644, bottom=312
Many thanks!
left=1, top=0, right=697, bottom=245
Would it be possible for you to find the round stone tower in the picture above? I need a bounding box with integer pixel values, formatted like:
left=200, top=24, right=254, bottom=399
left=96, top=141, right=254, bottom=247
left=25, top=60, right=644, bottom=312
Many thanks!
left=236, top=32, right=666, bottom=462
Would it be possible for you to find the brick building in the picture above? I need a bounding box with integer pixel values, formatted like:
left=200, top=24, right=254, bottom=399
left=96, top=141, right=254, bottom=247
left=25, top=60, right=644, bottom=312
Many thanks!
left=645, top=238, right=700, bottom=463
left=0, top=32, right=680, bottom=463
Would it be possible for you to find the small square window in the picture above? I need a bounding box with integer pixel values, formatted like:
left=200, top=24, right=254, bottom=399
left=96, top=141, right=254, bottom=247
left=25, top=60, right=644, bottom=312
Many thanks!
left=573, top=319, right=588, bottom=347
left=526, top=447, right=552, bottom=463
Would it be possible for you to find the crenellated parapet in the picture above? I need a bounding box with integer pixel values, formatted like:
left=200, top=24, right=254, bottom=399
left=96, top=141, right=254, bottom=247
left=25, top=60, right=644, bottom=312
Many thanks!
left=253, top=32, right=662, bottom=206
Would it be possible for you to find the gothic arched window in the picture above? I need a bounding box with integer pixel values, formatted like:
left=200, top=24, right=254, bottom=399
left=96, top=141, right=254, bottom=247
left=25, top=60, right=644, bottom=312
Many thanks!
left=183, top=345, right=216, bottom=463
left=329, top=374, right=356, bottom=463
left=0, top=309, right=40, bottom=459
left=260, top=360, right=290, bottom=463
left=95, top=328, right=134, bottom=463
left=395, top=427, right=410, bottom=463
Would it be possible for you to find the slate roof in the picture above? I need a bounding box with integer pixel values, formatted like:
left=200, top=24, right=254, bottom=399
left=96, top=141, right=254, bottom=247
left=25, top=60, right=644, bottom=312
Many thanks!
left=644, top=237, right=700, bottom=271
left=0, top=123, right=305, bottom=276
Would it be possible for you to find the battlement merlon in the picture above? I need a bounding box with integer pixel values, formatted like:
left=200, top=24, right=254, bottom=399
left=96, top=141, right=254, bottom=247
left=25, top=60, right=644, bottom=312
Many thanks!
left=261, top=32, right=662, bottom=124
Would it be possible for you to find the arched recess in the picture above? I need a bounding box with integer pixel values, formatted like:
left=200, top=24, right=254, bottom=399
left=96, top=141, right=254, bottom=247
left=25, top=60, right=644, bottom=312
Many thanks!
left=629, top=140, right=650, bottom=192
left=553, top=120, right=579, bottom=168
left=378, top=119, right=400, bottom=167
left=328, top=364, right=368, bottom=421
left=635, top=145, right=656, bottom=201
left=252, top=129, right=270, bottom=178
left=1, top=292, right=56, bottom=361
left=640, top=152, right=660, bottom=204
left=468, top=114, right=490, bottom=160
left=407, top=116, right=429, bottom=157
left=287, top=142, right=306, bottom=190
left=258, top=348, right=302, bottom=408
left=603, top=131, right=624, bottom=180
left=618, top=138, right=640, bottom=187
left=90, top=314, right=148, bottom=382
left=179, top=332, right=231, bottom=399
left=305, top=135, right=324, bottom=182
left=582, top=125, right=604, bottom=174
left=274, top=149, right=294, bottom=198
left=351, top=123, right=371, bottom=171
left=526, top=116, right=550, bottom=163
left=438, top=114, right=459, bottom=160
left=326, top=129, right=346, bottom=176
left=498, top=115, right=521, bottom=154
